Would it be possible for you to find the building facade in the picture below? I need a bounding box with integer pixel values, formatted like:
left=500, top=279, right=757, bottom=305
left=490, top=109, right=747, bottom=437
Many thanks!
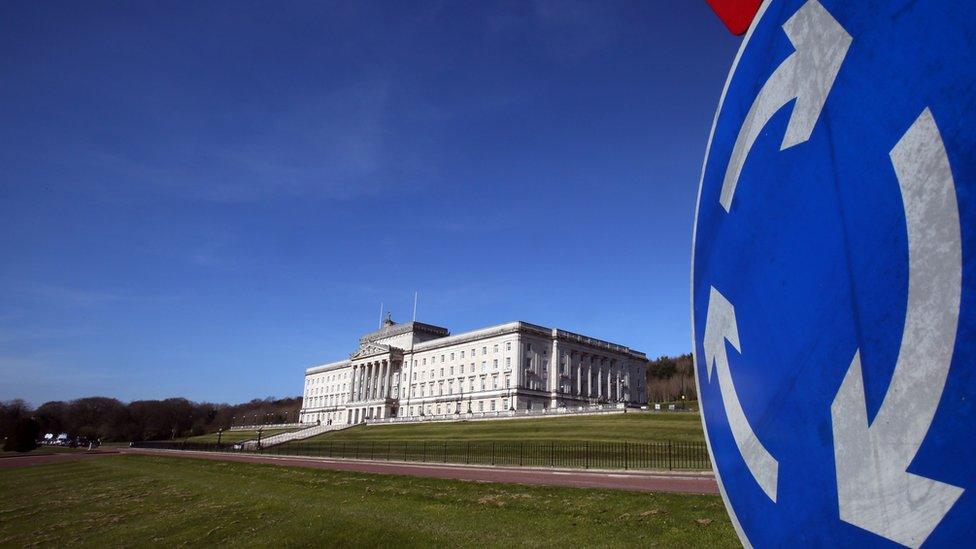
left=299, top=316, right=649, bottom=425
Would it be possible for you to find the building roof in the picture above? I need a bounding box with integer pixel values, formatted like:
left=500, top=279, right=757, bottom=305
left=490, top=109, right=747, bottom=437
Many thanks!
left=357, top=319, right=449, bottom=344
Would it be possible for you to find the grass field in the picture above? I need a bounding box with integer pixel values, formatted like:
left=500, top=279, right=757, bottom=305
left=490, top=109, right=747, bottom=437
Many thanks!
left=0, top=455, right=735, bottom=547
left=183, top=428, right=298, bottom=444
left=303, top=412, right=704, bottom=444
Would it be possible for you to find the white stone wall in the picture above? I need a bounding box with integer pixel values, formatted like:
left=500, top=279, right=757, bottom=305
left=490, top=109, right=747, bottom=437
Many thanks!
left=398, top=328, right=519, bottom=418
left=300, top=360, right=353, bottom=424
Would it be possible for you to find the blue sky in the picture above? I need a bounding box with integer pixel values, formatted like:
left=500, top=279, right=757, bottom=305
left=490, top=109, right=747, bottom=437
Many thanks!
left=0, top=1, right=739, bottom=405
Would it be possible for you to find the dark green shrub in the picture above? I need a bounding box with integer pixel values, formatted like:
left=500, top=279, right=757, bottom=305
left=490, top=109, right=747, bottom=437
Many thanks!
left=3, top=418, right=40, bottom=452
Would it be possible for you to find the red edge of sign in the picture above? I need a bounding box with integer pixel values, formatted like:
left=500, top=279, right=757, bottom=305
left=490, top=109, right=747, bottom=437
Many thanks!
left=705, top=0, right=762, bottom=36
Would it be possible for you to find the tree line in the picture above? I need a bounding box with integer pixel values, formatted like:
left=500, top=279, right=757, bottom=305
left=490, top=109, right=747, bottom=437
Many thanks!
left=644, top=353, right=696, bottom=403
left=0, top=396, right=302, bottom=447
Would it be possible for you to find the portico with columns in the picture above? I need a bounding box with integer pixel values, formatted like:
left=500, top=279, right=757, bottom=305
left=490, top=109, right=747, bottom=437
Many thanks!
left=347, top=342, right=402, bottom=423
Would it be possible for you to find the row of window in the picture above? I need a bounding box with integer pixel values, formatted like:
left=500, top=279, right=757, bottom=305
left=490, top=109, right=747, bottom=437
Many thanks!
left=308, top=383, right=347, bottom=397
left=307, top=371, right=349, bottom=386
left=408, top=357, right=511, bottom=382
left=414, top=341, right=513, bottom=367
left=408, top=374, right=511, bottom=397
left=405, top=398, right=510, bottom=417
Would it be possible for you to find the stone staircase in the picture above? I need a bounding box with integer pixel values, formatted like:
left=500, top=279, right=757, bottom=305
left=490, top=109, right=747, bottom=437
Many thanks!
left=242, top=423, right=350, bottom=450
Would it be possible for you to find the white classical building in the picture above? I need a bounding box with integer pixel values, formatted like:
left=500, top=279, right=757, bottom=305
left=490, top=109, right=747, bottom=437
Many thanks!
left=299, top=316, right=649, bottom=425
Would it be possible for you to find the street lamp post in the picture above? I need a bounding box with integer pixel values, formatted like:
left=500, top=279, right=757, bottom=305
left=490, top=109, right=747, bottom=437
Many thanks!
left=217, top=428, right=223, bottom=446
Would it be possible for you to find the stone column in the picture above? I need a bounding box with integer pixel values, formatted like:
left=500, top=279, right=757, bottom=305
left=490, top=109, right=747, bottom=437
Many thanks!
left=625, top=368, right=631, bottom=402
left=359, top=364, right=367, bottom=401
left=376, top=361, right=382, bottom=399
left=593, top=362, right=598, bottom=399
left=369, top=362, right=376, bottom=400
left=597, top=362, right=603, bottom=399
left=580, top=353, right=587, bottom=397
left=580, top=353, right=590, bottom=397
left=602, top=358, right=608, bottom=399
left=349, top=364, right=357, bottom=402
left=373, top=361, right=380, bottom=400
left=592, top=364, right=597, bottom=399
left=550, top=338, right=560, bottom=407
left=375, top=361, right=382, bottom=399
left=362, top=362, right=369, bottom=400
left=356, top=364, right=363, bottom=401
left=356, top=364, right=362, bottom=401
left=576, top=353, right=582, bottom=396
left=615, top=367, right=621, bottom=401
left=355, top=364, right=362, bottom=401
left=618, top=367, right=624, bottom=401
left=378, top=360, right=385, bottom=399
left=586, top=355, right=593, bottom=398
left=354, top=365, right=360, bottom=401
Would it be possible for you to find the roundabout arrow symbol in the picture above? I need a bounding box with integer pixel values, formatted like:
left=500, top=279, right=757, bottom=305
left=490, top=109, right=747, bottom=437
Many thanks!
left=830, top=109, right=964, bottom=548
left=705, top=286, right=779, bottom=502
left=704, top=0, right=851, bottom=505
left=720, top=0, right=851, bottom=212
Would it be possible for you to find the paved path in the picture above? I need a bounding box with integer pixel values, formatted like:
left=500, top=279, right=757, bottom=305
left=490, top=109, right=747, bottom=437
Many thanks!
left=0, top=449, right=121, bottom=469
left=124, top=448, right=718, bottom=495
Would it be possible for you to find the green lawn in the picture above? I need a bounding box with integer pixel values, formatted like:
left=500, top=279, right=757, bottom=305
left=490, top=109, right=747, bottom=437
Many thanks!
left=306, top=412, right=704, bottom=444
left=183, top=427, right=298, bottom=444
left=0, top=455, right=735, bottom=547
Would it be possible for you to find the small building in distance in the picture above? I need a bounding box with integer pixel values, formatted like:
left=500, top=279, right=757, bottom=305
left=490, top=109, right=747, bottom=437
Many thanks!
left=299, top=316, right=649, bottom=425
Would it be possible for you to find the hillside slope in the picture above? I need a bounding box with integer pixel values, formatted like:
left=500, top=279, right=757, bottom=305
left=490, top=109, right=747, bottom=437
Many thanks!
left=293, top=412, right=704, bottom=445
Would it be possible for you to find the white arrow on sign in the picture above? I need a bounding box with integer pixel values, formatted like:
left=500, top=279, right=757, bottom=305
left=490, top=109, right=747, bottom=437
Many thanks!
left=831, top=109, right=964, bottom=548
left=704, top=286, right=779, bottom=502
left=720, top=0, right=851, bottom=212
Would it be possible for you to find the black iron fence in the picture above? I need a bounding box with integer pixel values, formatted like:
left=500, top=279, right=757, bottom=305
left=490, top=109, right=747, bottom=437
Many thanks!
left=131, top=439, right=710, bottom=471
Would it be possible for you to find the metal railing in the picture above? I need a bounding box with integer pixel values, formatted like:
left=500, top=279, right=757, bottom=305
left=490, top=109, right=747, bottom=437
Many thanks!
left=131, top=438, right=710, bottom=471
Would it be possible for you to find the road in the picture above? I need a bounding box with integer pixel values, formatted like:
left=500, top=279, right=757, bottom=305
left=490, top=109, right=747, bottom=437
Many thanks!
left=122, top=448, right=718, bottom=495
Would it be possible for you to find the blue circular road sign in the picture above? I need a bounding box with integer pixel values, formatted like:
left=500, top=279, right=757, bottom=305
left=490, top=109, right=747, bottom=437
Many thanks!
left=692, top=0, right=976, bottom=546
